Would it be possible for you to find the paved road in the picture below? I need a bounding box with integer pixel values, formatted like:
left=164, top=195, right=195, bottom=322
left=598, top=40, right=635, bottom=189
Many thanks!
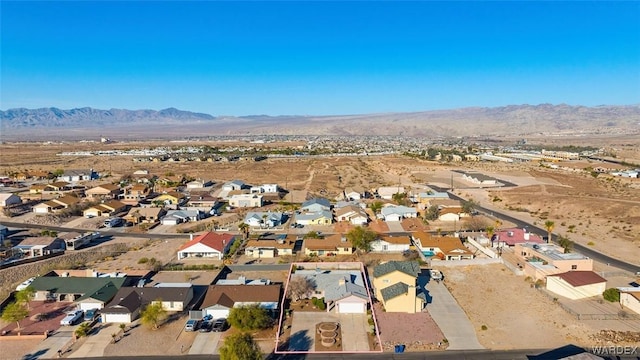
left=424, top=280, right=484, bottom=350
left=429, top=186, right=640, bottom=275
left=0, top=221, right=192, bottom=240
left=58, top=347, right=598, bottom=359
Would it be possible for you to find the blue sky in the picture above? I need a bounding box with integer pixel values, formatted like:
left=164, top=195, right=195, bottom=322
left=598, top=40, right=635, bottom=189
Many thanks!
left=2, top=1, right=639, bottom=115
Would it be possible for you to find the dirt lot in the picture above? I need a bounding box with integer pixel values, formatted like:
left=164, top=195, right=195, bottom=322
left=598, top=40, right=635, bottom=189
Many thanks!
left=372, top=302, right=446, bottom=351
left=443, top=264, right=640, bottom=350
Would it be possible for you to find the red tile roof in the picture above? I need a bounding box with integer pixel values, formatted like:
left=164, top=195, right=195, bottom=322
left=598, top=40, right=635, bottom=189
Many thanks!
left=551, top=271, right=606, bottom=287
left=178, top=232, right=236, bottom=252
left=495, top=228, right=544, bottom=246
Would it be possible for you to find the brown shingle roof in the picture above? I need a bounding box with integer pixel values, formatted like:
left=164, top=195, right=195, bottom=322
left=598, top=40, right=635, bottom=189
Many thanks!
left=201, top=284, right=281, bottom=309
left=552, top=271, right=607, bottom=287
left=379, top=235, right=411, bottom=245
left=304, top=234, right=351, bottom=251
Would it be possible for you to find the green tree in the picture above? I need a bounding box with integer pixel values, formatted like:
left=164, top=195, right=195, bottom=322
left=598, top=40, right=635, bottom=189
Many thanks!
left=140, top=301, right=167, bottom=330
left=369, top=201, right=383, bottom=215
left=346, top=226, right=377, bottom=253
left=1, top=301, right=29, bottom=330
left=391, top=192, right=408, bottom=206
left=486, top=226, right=495, bottom=243
left=219, top=332, right=263, bottom=360
left=603, top=288, right=620, bottom=303
left=461, top=200, right=477, bottom=215
left=557, top=235, right=573, bottom=253
left=15, top=286, right=36, bottom=310
left=304, top=231, right=321, bottom=239
left=424, top=205, right=440, bottom=221
left=544, top=220, right=555, bottom=244
left=227, top=305, right=272, bottom=331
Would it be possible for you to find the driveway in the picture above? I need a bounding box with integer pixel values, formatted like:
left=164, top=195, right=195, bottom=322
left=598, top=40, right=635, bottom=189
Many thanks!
left=385, top=221, right=405, bottom=233
left=189, top=331, right=222, bottom=355
left=424, top=279, right=484, bottom=350
left=27, top=329, right=74, bottom=359
left=288, top=311, right=370, bottom=352
left=68, top=323, right=120, bottom=358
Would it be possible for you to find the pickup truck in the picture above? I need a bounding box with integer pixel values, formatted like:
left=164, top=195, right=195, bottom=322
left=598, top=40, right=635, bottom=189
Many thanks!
left=60, top=310, right=84, bottom=326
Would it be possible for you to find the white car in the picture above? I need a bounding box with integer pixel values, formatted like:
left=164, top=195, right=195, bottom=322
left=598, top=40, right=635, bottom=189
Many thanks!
left=16, top=277, right=35, bottom=291
left=60, top=310, right=84, bottom=326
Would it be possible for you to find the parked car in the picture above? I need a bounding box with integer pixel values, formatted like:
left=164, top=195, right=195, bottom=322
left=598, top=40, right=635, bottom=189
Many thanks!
left=211, top=318, right=227, bottom=332
left=84, top=308, right=99, bottom=322
left=60, top=310, right=84, bottom=326
left=184, top=319, right=199, bottom=332
left=16, top=277, right=35, bottom=291
left=199, top=320, right=212, bottom=332
left=430, top=269, right=443, bottom=282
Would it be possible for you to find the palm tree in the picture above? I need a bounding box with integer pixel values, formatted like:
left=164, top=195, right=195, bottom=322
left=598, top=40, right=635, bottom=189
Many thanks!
left=544, top=220, right=555, bottom=244
left=238, top=223, right=250, bottom=240
left=486, top=225, right=495, bottom=246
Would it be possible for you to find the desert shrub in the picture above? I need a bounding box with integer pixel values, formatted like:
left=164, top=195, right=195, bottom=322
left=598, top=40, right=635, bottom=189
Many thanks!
left=138, top=257, right=149, bottom=264
left=603, top=288, right=620, bottom=303
left=481, top=325, right=488, bottom=331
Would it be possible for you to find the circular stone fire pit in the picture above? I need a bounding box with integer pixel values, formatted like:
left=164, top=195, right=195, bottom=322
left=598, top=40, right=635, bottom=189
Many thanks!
left=321, top=337, right=336, bottom=347
left=319, top=322, right=338, bottom=332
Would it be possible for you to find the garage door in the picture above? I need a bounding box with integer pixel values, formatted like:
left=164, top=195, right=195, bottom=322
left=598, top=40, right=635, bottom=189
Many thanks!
left=338, top=302, right=365, bottom=313
left=205, top=309, right=230, bottom=319
left=79, top=302, right=103, bottom=311
left=103, top=313, right=132, bottom=323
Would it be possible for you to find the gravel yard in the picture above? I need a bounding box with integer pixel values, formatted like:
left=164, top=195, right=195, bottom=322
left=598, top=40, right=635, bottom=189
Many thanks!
left=373, top=302, right=447, bottom=351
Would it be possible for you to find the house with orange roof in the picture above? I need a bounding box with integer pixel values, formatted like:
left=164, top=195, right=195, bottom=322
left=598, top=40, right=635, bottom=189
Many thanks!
left=303, top=234, right=353, bottom=257
left=177, top=232, right=237, bottom=260
left=370, top=234, right=412, bottom=253
left=412, top=231, right=474, bottom=260
left=82, top=200, right=126, bottom=218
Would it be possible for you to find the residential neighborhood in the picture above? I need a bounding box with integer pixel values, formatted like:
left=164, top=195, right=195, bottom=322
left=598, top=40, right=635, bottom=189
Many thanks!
left=0, top=156, right=639, bottom=359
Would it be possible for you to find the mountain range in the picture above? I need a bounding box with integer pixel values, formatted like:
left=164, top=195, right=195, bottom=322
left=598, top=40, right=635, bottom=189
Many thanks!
left=1, top=104, right=639, bottom=141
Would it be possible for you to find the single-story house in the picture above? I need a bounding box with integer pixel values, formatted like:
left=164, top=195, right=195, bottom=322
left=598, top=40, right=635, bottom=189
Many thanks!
left=370, top=234, right=412, bottom=253
left=546, top=271, right=607, bottom=300
left=301, top=198, right=331, bottom=213
left=186, top=179, right=214, bottom=189
left=494, top=228, right=544, bottom=247
left=250, top=184, right=279, bottom=193
left=83, top=200, right=126, bottom=218
left=85, top=184, right=122, bottom=199
left=200, top=284, right=281, bottom=319
left=334, top=205, right=368, bottom=225
left=228, top=194, right=263, bottom=208
left=45, top=181, right=72, bottom=192
left=29, top=276, right=126, bottom=307
left=187, top=193, right=219, bottom=208
left=101, top=285, right=193, bottom=323
left=29, top=184, right=48, bottom=194
left=412, top=231, right=474, bottom=260
left=380, top=205, right=418, bottom=222
left=304, top=234, right=353, bottom=257
left=244, top=234, right=296, bottom=258
left=244, top=212, right=285, bottom=228
left=125, top=206, right=166, bottom=224
left=155, top=191, right=187, bottom=206
left=33, top=196, right=80, bottom=214
left=161, top=209, right=204, bottom=225
left=296, top=210, right=333, bottom=226
left=222, top=180, right=246, bottom=192
left=437, top=207, right=468, bottom=222
left=13, top=236, right=65, bottom=258
left=372, top=261, right=425, bottom=313
left=177, top=232, right=236, bottom=260
left=377, top=186, right=405, bottom=200
left=57, top=169, right=99, bottom=182
left=618, top=287, right=640, bottom=315
left=0, top=193, right=22, bottom=208
left=291, top=268, right=370, bottom=314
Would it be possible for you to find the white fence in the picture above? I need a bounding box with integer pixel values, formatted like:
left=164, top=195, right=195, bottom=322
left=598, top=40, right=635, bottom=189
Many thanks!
left=466, top=237, right=498, bottom=259
left=431, top=258, right=502, bottom=267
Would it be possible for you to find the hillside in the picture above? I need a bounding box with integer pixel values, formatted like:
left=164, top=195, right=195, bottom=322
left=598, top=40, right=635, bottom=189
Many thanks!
left=1, top=104, right=639, bottom=140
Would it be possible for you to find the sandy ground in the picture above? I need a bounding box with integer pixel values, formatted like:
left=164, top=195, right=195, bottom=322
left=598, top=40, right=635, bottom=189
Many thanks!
left=443, top=264, right=595, bottom=350
left=443, top=263, right=640, bottom=350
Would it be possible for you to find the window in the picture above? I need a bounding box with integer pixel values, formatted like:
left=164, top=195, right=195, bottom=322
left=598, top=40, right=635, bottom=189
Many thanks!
left=571, top=265, right=577, bottom=270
